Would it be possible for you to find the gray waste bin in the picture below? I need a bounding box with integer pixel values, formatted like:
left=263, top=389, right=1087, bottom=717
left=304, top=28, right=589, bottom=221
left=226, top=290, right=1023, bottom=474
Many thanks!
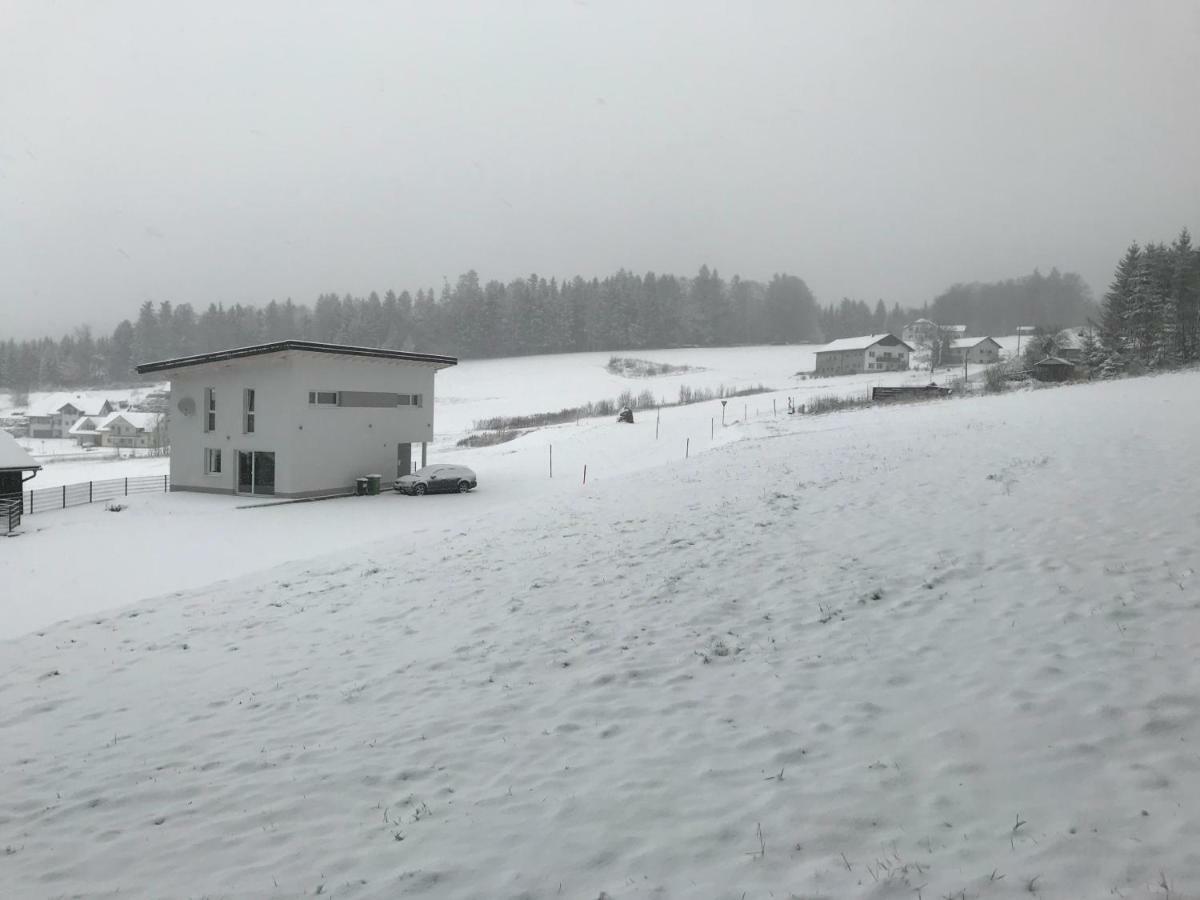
left=355, top=477, right=368, bottom=496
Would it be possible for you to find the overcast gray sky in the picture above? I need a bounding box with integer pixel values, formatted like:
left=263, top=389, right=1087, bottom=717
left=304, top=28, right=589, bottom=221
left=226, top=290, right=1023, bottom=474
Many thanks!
left=3, top=0, right=1198, bottom=339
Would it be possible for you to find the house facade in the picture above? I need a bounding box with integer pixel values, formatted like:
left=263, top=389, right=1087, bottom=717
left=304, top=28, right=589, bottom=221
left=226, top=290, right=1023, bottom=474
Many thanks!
left=135, top=341, right=457, bottom=498
left=96, top=411, right=165, bottom=449
left=942, top=336, right=1002, bottom=366
left=902, top=319, right=939, bottom=345
left=814, top=334, right=913, bottom=376
left=25, top=394, right=116, bottom=438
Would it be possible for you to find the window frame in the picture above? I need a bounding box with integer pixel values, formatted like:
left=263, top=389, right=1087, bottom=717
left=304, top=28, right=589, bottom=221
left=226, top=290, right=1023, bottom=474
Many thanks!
left=308, top=391, right=339, bottom=406
left=205, top=448, right=223, bottom=476
left=204, top=387, right=216, bottom=432
left=243, top=388, right=256, bottom=434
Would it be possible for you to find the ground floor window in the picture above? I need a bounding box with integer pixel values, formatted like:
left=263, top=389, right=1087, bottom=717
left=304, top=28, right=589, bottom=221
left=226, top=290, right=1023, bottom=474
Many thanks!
left=205, top=448, right=222, bottom=475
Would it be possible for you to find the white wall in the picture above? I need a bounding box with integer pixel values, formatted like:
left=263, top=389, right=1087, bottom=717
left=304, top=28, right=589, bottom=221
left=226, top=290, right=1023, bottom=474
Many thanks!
left=167, top=351, right=442, bottom=496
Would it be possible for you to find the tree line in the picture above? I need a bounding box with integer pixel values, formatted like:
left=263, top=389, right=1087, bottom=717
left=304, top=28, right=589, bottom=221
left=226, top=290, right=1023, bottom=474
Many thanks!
left=1086, top=229, right=1200, bottom=375
left=1, top=263, right=1097, bottom=393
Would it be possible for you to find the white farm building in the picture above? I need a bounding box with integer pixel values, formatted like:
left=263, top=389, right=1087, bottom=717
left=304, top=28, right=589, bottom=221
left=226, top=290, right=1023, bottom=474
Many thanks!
left=135, top=341, right=457, bottom=498
left=813, top=334, right=913, bottom=376
left=942, top=336, right=1002, bottom=367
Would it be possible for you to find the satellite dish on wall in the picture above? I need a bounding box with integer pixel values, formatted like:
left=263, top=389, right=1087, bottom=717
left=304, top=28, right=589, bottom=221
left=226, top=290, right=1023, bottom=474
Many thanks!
left=177, top=396, right=196, bottom=417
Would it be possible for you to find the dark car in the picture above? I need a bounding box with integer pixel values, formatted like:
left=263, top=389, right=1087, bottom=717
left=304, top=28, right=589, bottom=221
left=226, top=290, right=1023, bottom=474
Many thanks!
left=394, top=464, right=477, bottom=495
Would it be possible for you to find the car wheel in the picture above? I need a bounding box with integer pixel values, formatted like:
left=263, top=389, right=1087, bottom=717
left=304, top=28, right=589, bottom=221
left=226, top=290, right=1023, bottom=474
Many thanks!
left=413, top=483, right=427, bottom=496
left=457, top=480, right=472, bottom=493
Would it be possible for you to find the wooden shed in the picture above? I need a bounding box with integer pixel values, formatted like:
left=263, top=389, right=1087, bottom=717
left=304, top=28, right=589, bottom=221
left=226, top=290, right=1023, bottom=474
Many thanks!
left=1031, top=356, right=1076, bottom=382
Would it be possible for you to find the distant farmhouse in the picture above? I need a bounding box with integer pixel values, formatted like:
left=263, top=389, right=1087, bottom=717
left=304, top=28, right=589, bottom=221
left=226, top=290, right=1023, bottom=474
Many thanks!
left=942, top=337, right=1002, bottom=367
left=902, top=318, right=940, bottom=345
left=902, top=319, right=967, bottom=346
left=70, top=411, right=166, bottom=449
left=814, top=334, right=913, bottom=376
left=25, top=393, right=118, bottom=439
left=135, top=341, right=457, bottom=498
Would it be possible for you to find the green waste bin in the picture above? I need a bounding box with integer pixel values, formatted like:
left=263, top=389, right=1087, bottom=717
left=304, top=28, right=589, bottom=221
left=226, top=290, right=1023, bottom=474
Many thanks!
left=355, top=477, right=368, bottom=496
left=366, top=474, right=382, bottom=496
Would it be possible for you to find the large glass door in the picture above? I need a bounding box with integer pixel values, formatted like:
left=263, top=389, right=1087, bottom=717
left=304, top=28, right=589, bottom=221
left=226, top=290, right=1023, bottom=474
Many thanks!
left=237, top=450, right=276, bottom=495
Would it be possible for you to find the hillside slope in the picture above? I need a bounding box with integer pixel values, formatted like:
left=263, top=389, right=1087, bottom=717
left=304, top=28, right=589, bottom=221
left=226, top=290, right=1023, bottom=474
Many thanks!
left=3, top=372, right=1199, bottom=899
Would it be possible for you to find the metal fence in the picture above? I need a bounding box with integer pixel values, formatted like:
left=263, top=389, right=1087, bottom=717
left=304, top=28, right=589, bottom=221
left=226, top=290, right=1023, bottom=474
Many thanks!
left=18, top=474, right=170, bottom=515
left=1, top=497, right=20, bottom=534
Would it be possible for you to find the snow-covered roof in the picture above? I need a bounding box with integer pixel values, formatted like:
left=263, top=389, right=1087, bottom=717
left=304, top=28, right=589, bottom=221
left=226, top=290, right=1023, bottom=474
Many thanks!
left=96, top=411, right=162, bottom=432
left=1054, top=329, right=1084, bottom=350
left=25, top=392, right=115, bottom=418
left=136, top=340, right=457, bottom=374
left=817, top=334, right=913, bottom=353
left=907, top=318, right=936, bottom=326
left=0, top=431, right=40, bottom=471
left=1034, top=356, right=1075, bottom=367
left=941, top=324, right=967, bottom=334
left=68, top=417, right=101, bottom=435
left=949, top=336, right=1000, bottom=350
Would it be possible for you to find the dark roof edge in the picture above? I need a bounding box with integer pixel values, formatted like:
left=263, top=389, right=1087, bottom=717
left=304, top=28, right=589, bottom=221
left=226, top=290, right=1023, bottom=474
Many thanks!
left=135, top=341, right=458, bottom=375
left=0, top=464, right=41, bottom=472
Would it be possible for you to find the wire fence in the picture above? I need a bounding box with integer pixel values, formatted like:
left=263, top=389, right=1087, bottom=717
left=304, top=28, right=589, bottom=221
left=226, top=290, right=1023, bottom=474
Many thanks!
left=13, top=474, right=170, bottom=516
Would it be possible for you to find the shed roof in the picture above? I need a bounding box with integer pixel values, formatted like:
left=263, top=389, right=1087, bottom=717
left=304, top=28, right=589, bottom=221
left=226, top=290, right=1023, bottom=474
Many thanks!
left=949, top=336, right=1001, bottom=350
left=25, top=391, right=114, bottom=418
left=0, top=431, right=40, bottom=472
left=817, top=334, right=914, bottom=353
left=96, top=411, right=161, bottom=432
left=136, top=340, right=458, bottom=375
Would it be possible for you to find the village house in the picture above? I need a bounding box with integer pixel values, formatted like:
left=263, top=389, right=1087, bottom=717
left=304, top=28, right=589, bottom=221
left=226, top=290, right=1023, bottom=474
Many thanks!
left=24, top=393, right=117, bottom=439
left=901, top=318, right=940, bottom=345
left=135, top=340, right=457, bottom=498
left=95, top=411, right=166, bottom=449
left=814, top=334, right=913, bottom=376
left=942, top=336, right=1003, bottom=367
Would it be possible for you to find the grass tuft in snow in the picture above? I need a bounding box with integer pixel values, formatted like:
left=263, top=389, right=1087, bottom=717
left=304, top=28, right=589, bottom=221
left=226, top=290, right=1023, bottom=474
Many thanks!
left=605, top=356, right=698, bottom=378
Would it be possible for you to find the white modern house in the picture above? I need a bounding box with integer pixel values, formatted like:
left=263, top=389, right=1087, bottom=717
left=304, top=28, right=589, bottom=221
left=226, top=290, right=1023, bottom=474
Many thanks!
left=135, top=341, right=457, bottom=498
left=814, top=334, right=913, bottom=376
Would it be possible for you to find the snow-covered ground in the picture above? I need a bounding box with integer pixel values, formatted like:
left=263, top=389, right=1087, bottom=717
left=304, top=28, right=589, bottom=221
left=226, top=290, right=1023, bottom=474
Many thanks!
left=12, top=343, right=980, bottom=489
left=3, top=368, right=1198, bottom=898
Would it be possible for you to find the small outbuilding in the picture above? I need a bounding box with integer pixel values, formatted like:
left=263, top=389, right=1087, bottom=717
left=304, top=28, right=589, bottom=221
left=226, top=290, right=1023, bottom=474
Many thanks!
left=135, top=340, right=457, bottom=498
left=0, top=431, right=40, bottom=499
left=1031, top=356, right=1076, bottom=382
left=814, top=334, right=913, bottom=376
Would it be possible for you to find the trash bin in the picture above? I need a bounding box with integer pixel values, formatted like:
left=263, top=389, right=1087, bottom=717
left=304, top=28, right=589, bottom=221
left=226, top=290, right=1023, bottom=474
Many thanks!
left=366, top=474, right=382, bottom=496
left=355, top=477, right=368, bottom=496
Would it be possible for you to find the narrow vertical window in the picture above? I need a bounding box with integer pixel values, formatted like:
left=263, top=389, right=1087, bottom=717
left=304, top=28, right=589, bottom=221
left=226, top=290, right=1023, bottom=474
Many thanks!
left=243, top=388, right=256, bottom=434
left=205, top=448, right=222, bottom=475
left=411, top=393, right=423, bottom=408
left=204, top=388, right=216, bottom=432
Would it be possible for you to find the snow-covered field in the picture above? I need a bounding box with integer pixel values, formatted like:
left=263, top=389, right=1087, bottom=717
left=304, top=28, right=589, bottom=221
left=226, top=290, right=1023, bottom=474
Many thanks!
left=3, top=365, right=1199, bottom=899
left=11, top=341, right=1005, bottom=489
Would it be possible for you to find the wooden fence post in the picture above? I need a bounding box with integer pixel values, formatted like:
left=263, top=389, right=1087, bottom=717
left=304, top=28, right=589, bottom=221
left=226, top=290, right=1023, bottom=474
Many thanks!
left=549, top=444, right=553, bottom=478
left=125, top=477, right=129, bottom=496
left=89, top=481, right=93, bottom=504
left=582, top=464, right=587, bottom=485
left=62, top=485, right=66, bottom=509
left=686, top=438, right=690, bottom=459
left=164, top=474, right=168, bottom=492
